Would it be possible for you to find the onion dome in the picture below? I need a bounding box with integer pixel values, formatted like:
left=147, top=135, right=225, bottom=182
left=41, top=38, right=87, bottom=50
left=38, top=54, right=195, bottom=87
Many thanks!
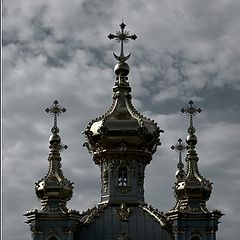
left=171, top=101, right=212, bottom=212
left=35, top=100, right=73, bottom=211
left=84, top=23, right=162, bottom=164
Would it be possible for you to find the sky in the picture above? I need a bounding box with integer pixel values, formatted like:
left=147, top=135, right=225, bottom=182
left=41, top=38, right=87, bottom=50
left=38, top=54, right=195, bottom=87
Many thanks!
left=2, top=0, right=240, bottom=239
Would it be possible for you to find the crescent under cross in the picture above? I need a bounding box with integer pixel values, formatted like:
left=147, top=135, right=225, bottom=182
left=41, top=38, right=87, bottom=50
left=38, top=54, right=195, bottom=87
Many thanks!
left=108, top=22, right=137, bottom=62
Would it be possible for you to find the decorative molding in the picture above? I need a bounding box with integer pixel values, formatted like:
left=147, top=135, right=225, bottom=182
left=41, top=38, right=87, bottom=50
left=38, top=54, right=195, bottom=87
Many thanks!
left=137, top=170, right=144, bottom=193
left=102, top=170, right=109, bottom=193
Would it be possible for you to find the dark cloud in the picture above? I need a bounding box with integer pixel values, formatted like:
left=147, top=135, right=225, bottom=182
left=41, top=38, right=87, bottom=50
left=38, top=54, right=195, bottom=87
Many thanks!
left=3, top=1, right=240, bottom=240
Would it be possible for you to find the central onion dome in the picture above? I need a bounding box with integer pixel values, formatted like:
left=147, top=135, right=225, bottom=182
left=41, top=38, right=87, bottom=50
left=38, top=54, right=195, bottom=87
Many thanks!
left=84, top=60, right=162, bottom=163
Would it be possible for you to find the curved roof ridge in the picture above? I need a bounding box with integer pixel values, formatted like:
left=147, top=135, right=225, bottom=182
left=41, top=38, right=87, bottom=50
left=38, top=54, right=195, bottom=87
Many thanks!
left=80, top=203, right=108, bottom=225
left=139, top=203, right=172, bottom=228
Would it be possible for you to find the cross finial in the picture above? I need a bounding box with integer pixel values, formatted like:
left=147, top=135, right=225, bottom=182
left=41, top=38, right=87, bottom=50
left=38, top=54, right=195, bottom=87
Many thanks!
left=108, top=22, right=137, bottom=62
left=171, top=138, right=188, bottom=170
left=181, top=100, right=201, bottom=130
left=45, top=100, right=66, bottom=134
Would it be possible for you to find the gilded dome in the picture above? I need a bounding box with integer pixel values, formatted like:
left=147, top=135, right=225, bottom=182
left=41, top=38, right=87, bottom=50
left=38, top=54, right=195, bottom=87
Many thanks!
left=84, top=72, right=162, bottom=158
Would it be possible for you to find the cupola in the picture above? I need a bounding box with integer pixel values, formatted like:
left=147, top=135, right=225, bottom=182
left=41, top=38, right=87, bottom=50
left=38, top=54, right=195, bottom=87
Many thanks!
left=84, top=22, right=162, bottom=165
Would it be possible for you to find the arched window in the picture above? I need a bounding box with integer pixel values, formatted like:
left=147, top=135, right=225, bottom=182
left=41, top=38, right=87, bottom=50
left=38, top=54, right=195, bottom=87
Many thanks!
left=118, top=167, right=128, bottom=186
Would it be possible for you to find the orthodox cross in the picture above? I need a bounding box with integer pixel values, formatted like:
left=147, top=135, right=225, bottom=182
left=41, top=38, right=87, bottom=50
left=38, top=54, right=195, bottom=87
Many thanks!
left=46, top=100, right=66, bottom=134
left=181, top=100, right=201, bottom=131
left=108, top=22, right=137, bottom=62
left=171, top=138, right=188, bottom=170
left=46, top=100, right=67, bottom=151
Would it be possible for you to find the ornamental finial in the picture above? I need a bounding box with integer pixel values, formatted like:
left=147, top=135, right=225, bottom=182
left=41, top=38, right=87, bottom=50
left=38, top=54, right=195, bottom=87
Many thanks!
left=181, top=100, right=201, bottom=129
left=108, top=22, right=137, bottom=63
left=46, top=100, right=66, bottom=135
left=171, top=138, right=188, bottom=180
left=181, top=100, right=201, bottom=146
left=46, top=100, right=67, bottom=150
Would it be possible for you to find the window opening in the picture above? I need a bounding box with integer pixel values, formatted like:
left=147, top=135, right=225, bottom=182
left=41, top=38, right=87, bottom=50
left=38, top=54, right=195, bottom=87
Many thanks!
left=118, top=167, right=128, bottom=186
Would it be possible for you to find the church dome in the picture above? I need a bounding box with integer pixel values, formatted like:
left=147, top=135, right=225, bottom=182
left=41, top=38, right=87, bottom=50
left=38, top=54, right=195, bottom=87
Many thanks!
left=84, top=71, right=162, bottom=159
left=84, top=23, right=163, bottom=160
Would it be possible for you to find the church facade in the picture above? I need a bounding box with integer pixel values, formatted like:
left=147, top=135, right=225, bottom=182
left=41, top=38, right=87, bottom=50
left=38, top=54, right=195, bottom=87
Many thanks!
left=25, top=23, right=223, bottom=240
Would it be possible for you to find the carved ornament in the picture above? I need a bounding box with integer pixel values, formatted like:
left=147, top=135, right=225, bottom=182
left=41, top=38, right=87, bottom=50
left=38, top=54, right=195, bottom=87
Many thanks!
left=115, top=202, right=132, bottom=221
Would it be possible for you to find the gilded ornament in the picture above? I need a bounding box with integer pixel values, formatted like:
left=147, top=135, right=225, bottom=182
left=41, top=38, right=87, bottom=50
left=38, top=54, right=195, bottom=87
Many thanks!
left=115, top=202, right=132, bottom=221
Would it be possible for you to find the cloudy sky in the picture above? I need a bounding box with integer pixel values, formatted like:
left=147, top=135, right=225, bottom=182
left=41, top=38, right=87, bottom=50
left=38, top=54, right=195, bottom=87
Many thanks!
left=2, top=0, right=240, bottom=239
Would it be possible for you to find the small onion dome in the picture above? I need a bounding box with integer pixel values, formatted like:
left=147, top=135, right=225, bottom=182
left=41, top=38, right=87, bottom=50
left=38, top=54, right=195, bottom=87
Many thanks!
left=35, top=133, right=73, bottom=202
left=174, top=175, right=212, bottom=204
left=35, top=175, right=73, bottom=202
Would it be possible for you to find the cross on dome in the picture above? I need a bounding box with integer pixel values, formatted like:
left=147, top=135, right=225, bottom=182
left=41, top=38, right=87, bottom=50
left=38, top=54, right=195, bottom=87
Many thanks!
left=45, top=100, right=66, bottom=134
left=181, top=100, right=201, bottom=130
left=171, top=138, right=188, bottom=169
left=108, top=22, right=137, bottom=62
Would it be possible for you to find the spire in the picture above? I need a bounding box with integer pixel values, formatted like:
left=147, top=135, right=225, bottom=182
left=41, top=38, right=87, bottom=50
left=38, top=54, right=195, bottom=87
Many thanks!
left=35, top=100, right=73, bottom=212
left=171, top=100, right=212, bottom=212
left=181, top=100, right=206, bottom=185
left=167, top=101, right=223, bottom=240
left=171, top=138, right=188, bottom=181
